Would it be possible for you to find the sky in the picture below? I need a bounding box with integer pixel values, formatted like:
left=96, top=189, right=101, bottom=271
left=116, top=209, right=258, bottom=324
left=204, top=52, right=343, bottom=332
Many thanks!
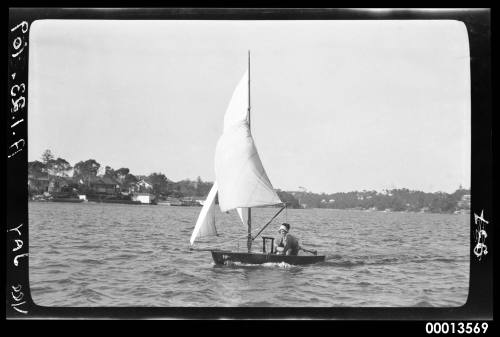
left=28, top=20, right=470, bottom=193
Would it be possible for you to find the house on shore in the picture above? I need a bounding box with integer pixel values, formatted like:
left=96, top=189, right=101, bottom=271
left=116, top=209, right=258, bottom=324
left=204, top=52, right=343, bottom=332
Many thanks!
left=28, top=172, right=49, bottom=194
left=48, top=176, right=79, bottom=193
left=89, top=176, right=121, bottom=194
left=129, top=179, right=154, bottom=194
left=457, top=194, right=471, bottom=209
left=29, top=174, right=78, bottom=195
left=132, top=192, right=156, bottom=204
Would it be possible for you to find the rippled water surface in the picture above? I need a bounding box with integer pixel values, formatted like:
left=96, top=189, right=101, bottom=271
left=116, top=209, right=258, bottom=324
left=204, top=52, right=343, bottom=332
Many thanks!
left=29, top=202, right=469, bottom=307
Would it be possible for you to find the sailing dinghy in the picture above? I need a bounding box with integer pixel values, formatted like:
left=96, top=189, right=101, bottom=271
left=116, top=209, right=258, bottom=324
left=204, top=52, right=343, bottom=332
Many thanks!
left=190, top=52, right=325, bottom=266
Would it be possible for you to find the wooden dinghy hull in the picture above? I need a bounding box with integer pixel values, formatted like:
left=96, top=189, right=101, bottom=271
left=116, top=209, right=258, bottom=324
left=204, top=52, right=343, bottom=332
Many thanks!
left=211, top=250, right=325, bottom=266
left=51, top=198, right=84, bottom=203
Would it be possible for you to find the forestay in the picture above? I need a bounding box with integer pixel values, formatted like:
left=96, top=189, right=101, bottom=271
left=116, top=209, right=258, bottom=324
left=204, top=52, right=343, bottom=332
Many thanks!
left=215, top=71, right=281, bottom=212
left=190, top=181, right=219, bottom=245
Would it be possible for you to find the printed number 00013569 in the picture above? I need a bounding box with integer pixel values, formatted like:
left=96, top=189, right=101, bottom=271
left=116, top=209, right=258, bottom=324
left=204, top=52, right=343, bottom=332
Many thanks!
left=425, top=322, right=488, bottom=334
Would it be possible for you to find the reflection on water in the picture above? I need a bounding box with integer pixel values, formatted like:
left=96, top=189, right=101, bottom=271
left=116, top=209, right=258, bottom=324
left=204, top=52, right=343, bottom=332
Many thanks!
left=29, top=202, right=469, bottom=307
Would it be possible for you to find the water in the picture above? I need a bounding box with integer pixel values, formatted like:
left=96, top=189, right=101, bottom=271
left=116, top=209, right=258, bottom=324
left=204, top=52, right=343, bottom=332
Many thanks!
left=29, top=202, right=469, bottom=307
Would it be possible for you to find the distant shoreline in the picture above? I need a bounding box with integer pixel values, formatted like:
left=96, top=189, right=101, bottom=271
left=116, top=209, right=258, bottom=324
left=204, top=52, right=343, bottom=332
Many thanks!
left=28, top=200, right=470, bottom=215
left=29, top=150, right=470, bottom=214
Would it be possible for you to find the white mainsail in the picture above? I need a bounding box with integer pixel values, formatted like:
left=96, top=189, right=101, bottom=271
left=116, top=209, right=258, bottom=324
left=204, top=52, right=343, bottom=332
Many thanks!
left=215, top=70, right=282, bottom=212
left=189, top=181, right=218, bottom=245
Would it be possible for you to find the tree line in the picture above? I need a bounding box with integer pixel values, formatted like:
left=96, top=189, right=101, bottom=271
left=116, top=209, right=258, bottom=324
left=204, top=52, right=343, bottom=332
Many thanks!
left=290, top=187, right=470, bottom=213
left=28, top=149, right=213, bottom=198
left=29, top=149, right=470, bottom=213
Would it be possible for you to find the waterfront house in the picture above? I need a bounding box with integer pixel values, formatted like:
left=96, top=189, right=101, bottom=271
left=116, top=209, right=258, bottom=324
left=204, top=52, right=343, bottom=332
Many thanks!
left=130, top=179, right=154, bottom=193
left=457, top=194, right=471, bottom=209
left=132, top=192, right=156, bottom=204
left=28, top=172, right=49, bottom=194
left=90, top=176, right=120, bottom=194
left=48, top=176, right=73, bottom=193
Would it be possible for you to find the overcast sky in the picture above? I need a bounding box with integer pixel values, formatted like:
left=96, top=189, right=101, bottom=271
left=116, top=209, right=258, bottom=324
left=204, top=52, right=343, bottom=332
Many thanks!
left=28, top=20, right=470, bottom=193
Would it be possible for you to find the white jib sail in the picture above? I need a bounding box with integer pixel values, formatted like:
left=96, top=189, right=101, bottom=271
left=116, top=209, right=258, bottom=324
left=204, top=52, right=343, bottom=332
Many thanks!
left=215, top=70, right=282, bottom=212
left=236, top=207, right=248, bottom=227
left=190, top=181, right=219, bottom=245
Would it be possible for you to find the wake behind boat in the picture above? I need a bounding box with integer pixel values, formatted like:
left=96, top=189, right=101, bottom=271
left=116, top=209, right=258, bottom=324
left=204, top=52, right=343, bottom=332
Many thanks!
left=189, top=51, right=325, bottom=266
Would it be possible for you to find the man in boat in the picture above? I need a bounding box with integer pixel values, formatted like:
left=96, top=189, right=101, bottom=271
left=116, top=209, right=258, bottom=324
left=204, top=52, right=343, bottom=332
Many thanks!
left=275, top=223, right=300, bottom=256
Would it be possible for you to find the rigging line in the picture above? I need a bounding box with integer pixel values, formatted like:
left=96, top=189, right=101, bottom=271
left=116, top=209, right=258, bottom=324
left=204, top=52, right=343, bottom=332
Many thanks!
left=220, top=226, right=265, bottom=243
left=251, top=205, right=287, bottom=242
left=214, top=205, right=287, bottom=246
left=211, top=227, right=260, bottom=248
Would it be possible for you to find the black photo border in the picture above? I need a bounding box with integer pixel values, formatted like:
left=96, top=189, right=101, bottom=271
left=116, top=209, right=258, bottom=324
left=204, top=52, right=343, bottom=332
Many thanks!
left=6, top=8, right=492, bottom=321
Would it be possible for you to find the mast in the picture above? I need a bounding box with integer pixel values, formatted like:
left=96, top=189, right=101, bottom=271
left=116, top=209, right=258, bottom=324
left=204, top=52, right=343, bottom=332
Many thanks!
left=247, top=50, right=252, bottom=253
left=248, top=50, right=251, bottom=128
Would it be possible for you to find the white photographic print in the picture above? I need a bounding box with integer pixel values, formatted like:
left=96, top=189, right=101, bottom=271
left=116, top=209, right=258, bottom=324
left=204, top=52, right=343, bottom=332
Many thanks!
left=27, top=20, right=470, bottom=307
